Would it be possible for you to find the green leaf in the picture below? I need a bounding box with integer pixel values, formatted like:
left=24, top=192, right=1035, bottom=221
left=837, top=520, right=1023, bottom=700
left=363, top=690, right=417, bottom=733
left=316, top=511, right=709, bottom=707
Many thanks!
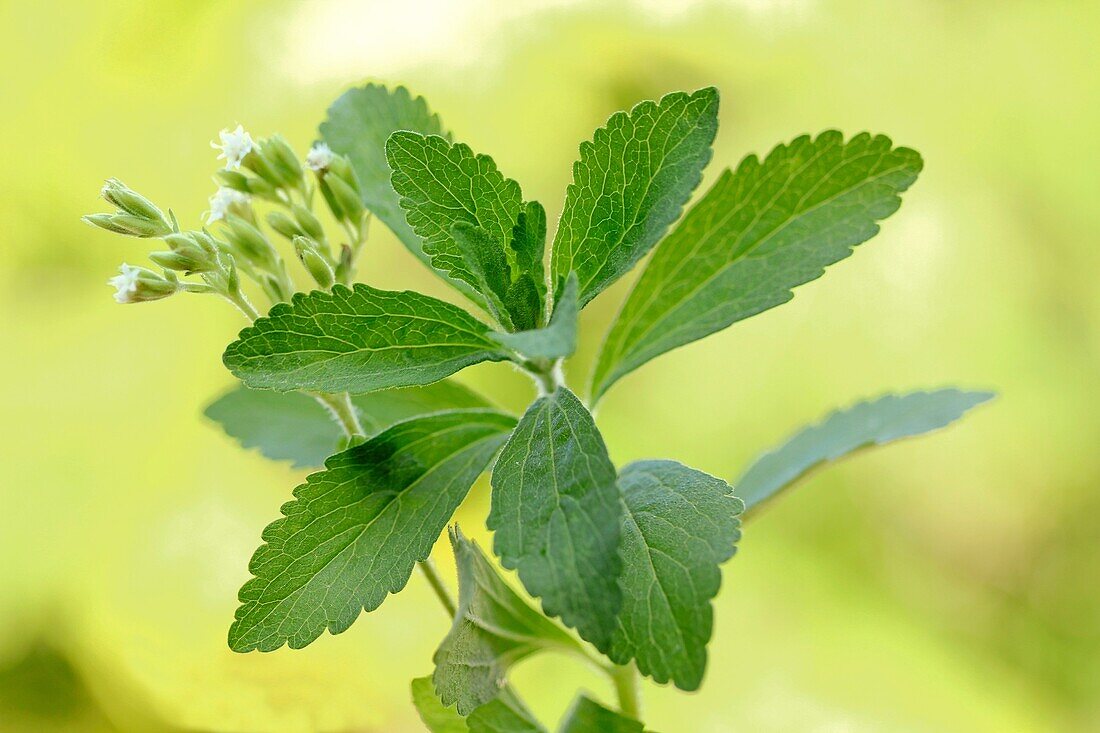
left=557, top=696, right=644, bottom=733
left=228, top=409, right=516, bottom=652
left=451, top=223, right=516, bottom=328
left=490, top=273, right=578, bottom=360
left=412, top=677, right=546, bottom=733
left=319, top=84, right=485, bottom=302
left=550, top=88, right=719, bottom=308
left=509, top=201, right=548, bottom=311
left=204, top=381, right=492, bottom=469
left=222, top=284, right=509, bottom=395
left=387, top=131, right=523, bottom=313
left=609, top=460, right=743, bottom=690
left=736, top=389, right=994, bottom=512
left=413, top=676, right=469, bottom=733
left=592, top=132, right=923, bottom=401
left=487, top=387, right=622, bottom=652
left=434, top=527, right=581, bottom=715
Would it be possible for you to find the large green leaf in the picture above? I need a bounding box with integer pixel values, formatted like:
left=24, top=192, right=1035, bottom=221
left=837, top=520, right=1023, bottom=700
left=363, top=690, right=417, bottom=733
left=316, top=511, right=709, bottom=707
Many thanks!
left=387, top=131, right=523, bottom=317
left=592, top=131, right=923, bottom=401
left=412, top=677, right=546, bottom=733
left=435, top=528, right=581, bottom=715
left=609, top=460, right=743, bottom=690
left=222, top=284, right=509, bottom=394
left=736, top=389, right=994, bottom=512
left=550, top=87, right=719, bottom=308
left=318, top=84, right=482, bottom=299
left=228, top=409, right=516, bottom=652
left=557, top=696, right=644, bottom=733
left=490, top=273, right=578, bottom=360
left=488, top=388, right=622, bottom=652
left=204, top=381, right=492, bottom=468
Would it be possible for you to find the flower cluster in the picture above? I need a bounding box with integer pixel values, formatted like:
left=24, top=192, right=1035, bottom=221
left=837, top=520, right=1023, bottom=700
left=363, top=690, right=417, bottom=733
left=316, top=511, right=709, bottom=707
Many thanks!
left=84, top=126, right=370, bottom=320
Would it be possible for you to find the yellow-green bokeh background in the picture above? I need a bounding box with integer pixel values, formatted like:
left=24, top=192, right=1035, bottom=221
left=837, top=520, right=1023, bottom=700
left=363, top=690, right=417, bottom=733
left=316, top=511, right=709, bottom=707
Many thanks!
left=2, top=1, right=1098, bottom=731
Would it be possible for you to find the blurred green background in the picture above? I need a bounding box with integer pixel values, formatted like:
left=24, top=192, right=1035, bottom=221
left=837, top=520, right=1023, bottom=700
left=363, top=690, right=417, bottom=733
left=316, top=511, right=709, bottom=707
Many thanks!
left=2, top=0, right=1098, bottom=731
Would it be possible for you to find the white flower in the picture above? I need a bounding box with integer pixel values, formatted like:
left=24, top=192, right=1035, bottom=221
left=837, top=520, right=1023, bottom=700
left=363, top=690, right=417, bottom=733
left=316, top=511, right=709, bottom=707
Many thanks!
left=108, top=263, right=142, bottom=303
left=211, top=124, right=254, bottom=170
left=305, top=142, right=335, bottom=172
left=206, top=187, right=250, bottom=225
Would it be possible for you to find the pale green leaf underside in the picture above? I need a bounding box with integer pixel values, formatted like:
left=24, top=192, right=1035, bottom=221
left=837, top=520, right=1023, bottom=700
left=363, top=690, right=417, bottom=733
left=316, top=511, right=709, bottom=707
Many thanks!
left=736, top=389, right=994, bottom=511
left=412, top=677, right=546, bottom=733
left=388, top=131, right=522, bottom=308
left=319, top=84, right=487, bottom=304
left=229, top=409, right=516, bottom=652
left=592, top=131, right=923, bottom=401
left=558, top=696, right=645, bottom=733
left=204, top=380, right=492, bottom=468
left=435, top=528, right=580, bottom=715
left=488, top=387, right=622, bottom=652
left=223, top=284, right=509, bottom=394
left=610, top=460, right=743, bottom=690
left=491, top=273, right=578, bottom=359
left=551, top=87, right=719, bottom=307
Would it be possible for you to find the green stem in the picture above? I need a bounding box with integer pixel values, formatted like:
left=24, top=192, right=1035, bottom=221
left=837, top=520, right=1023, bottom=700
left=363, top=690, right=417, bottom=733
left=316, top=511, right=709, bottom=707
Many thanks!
left=418, top=558, right=457, bottom=618
left=311, top=390, right=365, bottom=439
left=610, top=663, right=643, bottom=720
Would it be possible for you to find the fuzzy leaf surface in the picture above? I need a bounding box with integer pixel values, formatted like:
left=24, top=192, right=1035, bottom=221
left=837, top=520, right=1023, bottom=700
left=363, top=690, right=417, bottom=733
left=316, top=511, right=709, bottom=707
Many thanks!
left=488, top=388, right=622, bottom=652
left=551, top=88, right=718, bottom=307
left=204, top=381, right=491, bottom=468
left=610, top=460, right=743, bottom=690
left=491, top=273, right=578, bottom=359
left=412, top=677, right=546, bottom=733
left=557, top=696, right=644, bottom=733
left=736, top=389, right=994, bottom=511
left=387, top=132, right=522, bottom=312
left=435, top=528, right=581, bottom=714
left=222, top=284, right=508, bottom=394
left=228, top=409, right=516, bottom=652
left=592, top=131, right=923, bottom=400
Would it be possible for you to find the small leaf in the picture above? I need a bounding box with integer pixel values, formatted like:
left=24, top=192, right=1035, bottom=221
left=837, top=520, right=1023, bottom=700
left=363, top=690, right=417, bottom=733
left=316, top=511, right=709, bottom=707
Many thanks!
left=491, top=273, right=578, bottom=359
left=488, top=387, right=622, bottom=652
left=509, top=201, right=548, bottom=312
left=551, top=88, right=719, bottom=307
left=557, top=696, right=644, bottom=733
left=451, top=222, right=516, bottom=328
left=736, top=389, right=994, bottom=512
left=320, top=84, right=487, bottom=303
left=228, top=409, right=516, bottom=652
left=413, top=676, right=469, bottom=733
left=610, top=460, right=743, bottom=690
left=387, top=131, right=523, bottom=311
left=592, top=131, right=923, bottom=401
left=222, top=284, right=509, bottom=394
left=204, top=381, right=492, bottom=468
left=435, top=527, right=582, bottom=715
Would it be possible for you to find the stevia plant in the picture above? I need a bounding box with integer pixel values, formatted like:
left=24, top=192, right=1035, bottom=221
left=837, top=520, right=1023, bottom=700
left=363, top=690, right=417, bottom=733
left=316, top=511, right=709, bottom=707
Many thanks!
left=86, top=83, right=993, bottom=732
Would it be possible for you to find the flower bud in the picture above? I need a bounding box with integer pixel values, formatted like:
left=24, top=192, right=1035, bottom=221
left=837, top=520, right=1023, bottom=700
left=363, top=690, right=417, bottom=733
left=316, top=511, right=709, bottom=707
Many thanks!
left=241, top=143, right=286, bottom=190
left=324, top=174, right=364, bottom=224
left=293, top=236, right=335, bottom=289
left=265, top=135, right=304, bottom=184
left=291, top=203, right=326, bottom=243
left=334, top=243, right=354, bottom=284
left=100, top=179, right=170, bottom=227
left=215, top=169, right=278, bottom=200
left=266, top=211, right=304, bottom=240
left=223, top=215, right=276, bottom=267
left=153, top=233, right=216, bottom=272
left=107, top=263, right=179, bottom=304
left=206, top=187, right=251, bottom=226
left=82, top=213, right=134, bottom=235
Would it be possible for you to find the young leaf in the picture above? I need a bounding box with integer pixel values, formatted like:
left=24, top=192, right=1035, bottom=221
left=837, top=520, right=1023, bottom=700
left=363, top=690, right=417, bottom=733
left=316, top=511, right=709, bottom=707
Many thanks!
left=413, top=676, right=470, bottom=733
left=490, top=273, right=578, bottom=360
left=736, top=389, right=994, bottom=512
left=550, top=88, right=719, bottom=308
left=557, top=696, right=644, bottom=733
left=452, top=223, right=515, bottom=326
left=222, top=284, right=509, bottom=394
left=204, top=381, right=492, bottom=468
left=488, top=387, right=622, bottom=653
left=592, top=131, right=923, bottom=401
left=608, top=461, right=742, bottom=690
left=434, top=527, right=582, bottom=715
left=228, top=409, right=516, bottom=652
left=319, top=84, right=482, bottom=300
left=387, top=132, right=523, bottom=314
left=509, top=201, right=548, bottom=311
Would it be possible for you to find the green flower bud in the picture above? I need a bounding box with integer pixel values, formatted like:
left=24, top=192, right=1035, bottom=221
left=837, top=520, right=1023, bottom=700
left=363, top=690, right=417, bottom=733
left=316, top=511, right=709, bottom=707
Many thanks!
left=334, top=243, right=354, bottom=284
left=82, top=213, right=133, bottom=235
left=100, top=179, right=170, bottom=226
left=107, top=263, right=179, bottom=304
left=294, top=236, right=335, bottom=290
left=241, top=144, right=286, bottom=190
left=291, top=203, right=325, bottom=243
left=266, top=210, right=304, bottom=240
left=215, top=169, right=278, bottom=200
left=265, top=135, right=304, bottom=184
left=223, top=215, right=276, bottom=267
left=325, top=174, right=364, bottom=224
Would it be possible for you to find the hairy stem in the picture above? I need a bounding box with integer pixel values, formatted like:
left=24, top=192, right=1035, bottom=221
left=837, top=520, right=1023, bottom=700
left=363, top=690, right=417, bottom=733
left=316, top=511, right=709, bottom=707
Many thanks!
left=610, top=663, right=643, bottom=720
left=418, top=558, right=457, bottom=618
left=311, top=390, right=365, bottom=439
